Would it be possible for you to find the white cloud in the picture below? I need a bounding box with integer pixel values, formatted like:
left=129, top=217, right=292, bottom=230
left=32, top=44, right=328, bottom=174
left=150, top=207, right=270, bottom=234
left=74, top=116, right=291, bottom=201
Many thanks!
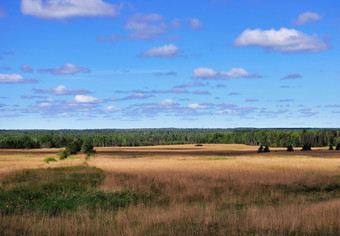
left=21, top=0, right=121, bottom=20
left=74, top=95, right=99, bottom=103
left=192, top=67, right=261, bottom=79
left=104, top=106, right=121, bottom=112
left=159, top=99, right=176, bottom=106
left=33, top=85, right=91, bottom=95
left=188, top=103, right=206, bottom=109
left=0, top=73, right=37, bottom=83
left=292, top=12, right=322, bottom=25
left=38, top=63, right=90, bottom=75
left=190, top=18, right=203, bottom=30
left=233, top=28, right=330, bottom=53
left=125, top=13, right=167, bottom=40
left=139, top=44, right=181, bottom=58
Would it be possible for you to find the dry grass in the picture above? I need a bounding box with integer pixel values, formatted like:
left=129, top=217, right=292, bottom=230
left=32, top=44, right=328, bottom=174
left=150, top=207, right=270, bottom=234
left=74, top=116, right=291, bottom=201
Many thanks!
left=1, top=144, right=340, bottom=235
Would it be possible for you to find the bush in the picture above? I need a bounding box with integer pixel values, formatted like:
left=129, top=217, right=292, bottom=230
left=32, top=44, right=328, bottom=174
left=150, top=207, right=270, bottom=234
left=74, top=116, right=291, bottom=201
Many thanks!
left=57, top=149, right=68, bottom=160
left=257, top=145, right=263, bottom=153
left=287, top=145, right=294, bottom=152
left=263, top=145, right=270, bottom=152
left=65, top=140, right=83, bottom=155
left=329, top=145, right=334, bottom=150
left=195, top=144, right=203, bottom=146
left=44, top=157, right=57, bottom=164
left=301, top=144, right=312, bottom=151
left=82, top=141, right=96, bottom=156
left=336, top=144, right=340, bottom=150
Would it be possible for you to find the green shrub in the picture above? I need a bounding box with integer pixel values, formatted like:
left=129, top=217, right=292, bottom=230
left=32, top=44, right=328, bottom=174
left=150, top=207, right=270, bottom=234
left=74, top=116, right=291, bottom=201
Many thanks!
left=44, top=157, right=57, bottom=164
left=0, top=166, right=150, bottom=216
left=57, top=149, right=68, bottom=160
left=257, top=145, right=263, bottom=153
left=287, top=145, right=294, bottom=152
left=263, top=145, right=270, bottom=152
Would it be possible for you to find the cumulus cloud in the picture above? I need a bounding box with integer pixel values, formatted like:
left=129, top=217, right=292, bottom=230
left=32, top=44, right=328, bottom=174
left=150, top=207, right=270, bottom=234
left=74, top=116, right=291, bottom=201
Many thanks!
left=0, top=73, right=38, bottom=83
left=233, top=28, right=330, bottom=53
left=21, top=0, right=121, bottom=20
left=104, top=106, right=121, bottom=112
left=20, top=64, right=34, bottom=73
left=74, top=95, right=100, bottom=103
left=125, top=13, right=167, bottom=40
left=99, top=13, right=168, bottom=41
left=190, top=18, right=203, bottom=30
left=192, top=67, right=262, bottom=79
left=188, top=103, right=207, bottom=109
left=281, top=73, right=302, bottom=80
left=139, top=44, right=181, bottom=58
left=33, top=85, right=91, bottom=95
left=38, top=63, right=90, bottom=75
left=292, top=12, right=322, bottom=25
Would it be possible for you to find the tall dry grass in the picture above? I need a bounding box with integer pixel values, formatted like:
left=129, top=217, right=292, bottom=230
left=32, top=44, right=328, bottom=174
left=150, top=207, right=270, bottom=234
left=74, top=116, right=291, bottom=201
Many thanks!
left=1, top=144, right=340, bottom=235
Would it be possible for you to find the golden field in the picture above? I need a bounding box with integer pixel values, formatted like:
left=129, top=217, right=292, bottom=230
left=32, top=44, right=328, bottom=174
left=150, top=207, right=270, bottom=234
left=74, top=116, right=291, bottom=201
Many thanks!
left=1, top=144, right=340, bottom=235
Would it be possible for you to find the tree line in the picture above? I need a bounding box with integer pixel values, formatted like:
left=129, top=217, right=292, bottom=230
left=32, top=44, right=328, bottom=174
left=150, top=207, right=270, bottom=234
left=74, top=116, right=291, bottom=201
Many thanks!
left=0, top=128, right=340, bottom=149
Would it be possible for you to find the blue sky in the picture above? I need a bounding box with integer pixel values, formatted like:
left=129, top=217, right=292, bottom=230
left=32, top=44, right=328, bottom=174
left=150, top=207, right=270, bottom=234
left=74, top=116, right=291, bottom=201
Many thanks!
left=0, top=0, right=340, bottom=129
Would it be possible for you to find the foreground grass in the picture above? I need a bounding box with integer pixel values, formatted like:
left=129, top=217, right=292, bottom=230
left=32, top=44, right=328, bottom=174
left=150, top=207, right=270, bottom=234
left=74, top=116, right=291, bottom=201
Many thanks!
left=0, top=165, right=151, bottom=218
left=1, top=145, right=340, bottom=235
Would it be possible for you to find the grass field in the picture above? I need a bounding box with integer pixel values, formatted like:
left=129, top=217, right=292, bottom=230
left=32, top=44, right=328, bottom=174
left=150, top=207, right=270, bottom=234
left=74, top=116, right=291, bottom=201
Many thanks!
left=1, top=144, right=340, bottom=235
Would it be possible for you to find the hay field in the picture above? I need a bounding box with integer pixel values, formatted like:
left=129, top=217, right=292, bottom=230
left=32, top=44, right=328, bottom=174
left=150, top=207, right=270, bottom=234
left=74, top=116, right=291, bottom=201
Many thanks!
left=1, top=144, right=340, bottom=235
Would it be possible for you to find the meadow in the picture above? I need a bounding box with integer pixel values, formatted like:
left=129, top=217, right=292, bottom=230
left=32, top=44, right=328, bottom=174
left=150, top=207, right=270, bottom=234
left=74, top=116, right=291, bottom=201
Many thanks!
left=1, top=144, right=340, bottom=235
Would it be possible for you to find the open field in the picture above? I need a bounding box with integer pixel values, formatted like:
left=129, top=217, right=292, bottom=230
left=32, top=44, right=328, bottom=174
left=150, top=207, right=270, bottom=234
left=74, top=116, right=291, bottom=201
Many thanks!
left=1, top=144, right=340, bottom=235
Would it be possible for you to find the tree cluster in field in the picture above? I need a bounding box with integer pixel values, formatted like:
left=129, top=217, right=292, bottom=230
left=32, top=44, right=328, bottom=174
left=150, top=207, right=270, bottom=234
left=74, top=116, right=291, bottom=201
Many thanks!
left=57, top=140, right=96, bottom=160
left=0, top=128, right=340, bottom=149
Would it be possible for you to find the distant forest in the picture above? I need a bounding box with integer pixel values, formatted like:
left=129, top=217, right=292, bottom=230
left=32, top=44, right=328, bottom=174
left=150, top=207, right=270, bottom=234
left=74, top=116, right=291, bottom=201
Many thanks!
left=0, top=128, right=340, bottom=149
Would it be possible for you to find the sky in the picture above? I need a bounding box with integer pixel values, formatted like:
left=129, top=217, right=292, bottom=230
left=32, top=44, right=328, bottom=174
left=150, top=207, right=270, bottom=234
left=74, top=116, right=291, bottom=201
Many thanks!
left=0, top=0, right=340, bottom=129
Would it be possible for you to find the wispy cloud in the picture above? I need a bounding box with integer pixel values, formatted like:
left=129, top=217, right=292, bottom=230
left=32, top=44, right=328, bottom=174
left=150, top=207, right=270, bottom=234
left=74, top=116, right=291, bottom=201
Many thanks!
left=189, top=18, right=203, bottom=30
left=20, top=64, right=34, bottom=73
left=38, top=63, right=90, bottom=75
left=21, top=0, right=122, bottom=20
left=192, top=67, right=262, bottom=79
left=154, top=71, right=177, bottom=76
left=281, top=73, right=302, bottom=80
left=33, top=85, right=92, bottom=96
left=0, top=7, right=7, bottom=18
left=245, top=98, right=259, bottom=102
left=193, top=90, right=211, bottom=95
left=98, top=13, right=168, bottom=41
left=299, top=108, right=319, bottom=116
left=292, top=12, right=322, bottom=25
left=234, top=28, right=330, bottom=53
left=0, top=73, right=37, bottom=83
left=139, top=44, right=181, bottom=58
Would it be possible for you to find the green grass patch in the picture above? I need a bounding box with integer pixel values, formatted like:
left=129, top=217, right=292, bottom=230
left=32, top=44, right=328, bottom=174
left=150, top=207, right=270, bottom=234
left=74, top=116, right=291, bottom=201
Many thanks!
left=0, top=166, right=152, bottom=216
left=44, top=157, right=57, bottom=163
left=203, top=157, right=235, bottom=161
left=16, top=155, right=37, bottom=158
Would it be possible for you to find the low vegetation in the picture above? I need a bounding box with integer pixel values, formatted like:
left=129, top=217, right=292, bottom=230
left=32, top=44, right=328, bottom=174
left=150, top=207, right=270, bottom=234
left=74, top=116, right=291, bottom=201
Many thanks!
left=1, top=144, right=340, bottom=235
